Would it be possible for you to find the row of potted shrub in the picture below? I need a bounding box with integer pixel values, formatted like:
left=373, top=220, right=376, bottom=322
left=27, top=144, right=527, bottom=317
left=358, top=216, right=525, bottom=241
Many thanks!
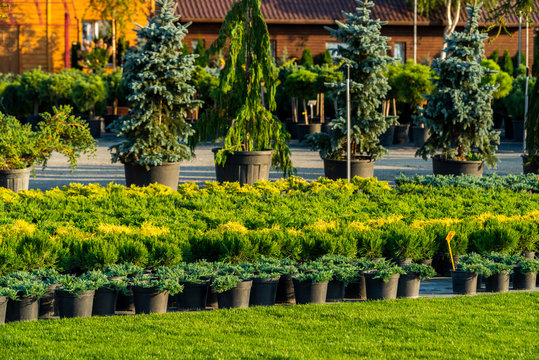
left=1, top=253, right=536, bottom=323
left=451, top=253, right=539, bottom=295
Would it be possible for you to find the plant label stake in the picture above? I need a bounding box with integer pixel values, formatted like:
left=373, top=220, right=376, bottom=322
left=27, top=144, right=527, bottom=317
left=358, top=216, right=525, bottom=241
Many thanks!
left=446, top=231, right=456, bottom=271
left=346, top=63, right=351, bottom=182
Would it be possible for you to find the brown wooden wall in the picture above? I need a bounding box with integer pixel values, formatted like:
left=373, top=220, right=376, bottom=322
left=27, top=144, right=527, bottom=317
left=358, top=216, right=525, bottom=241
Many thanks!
left=186, top=23, right=537, bottom=68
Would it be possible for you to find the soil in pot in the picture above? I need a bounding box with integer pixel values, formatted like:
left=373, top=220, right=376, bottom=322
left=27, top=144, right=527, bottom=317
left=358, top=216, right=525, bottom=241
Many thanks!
left=213, top=149, right=273, bottom=186
left=512, top=270, right=537, bottom=291
left=133, top=287, right=169, bottom=314
left=249, top=278, right=280, bottom=306
left=451, top=270, right=478, bottom=295
left=92, top=287, right=118, bottom=316
left=295, top=123, right=322, bottom=142
left=326, top=280, right=345, bottom=302
left=57, top=290, right=95, bottom=318
left=0, top=296, right=7, bottom=324
left=124, top=162, right=181, bottom=190
left=216, top=280, right=252, bottom=309
left=397, top=272, right=421, bottom=298
left=393, top=124, right=410, bottom=144
left=379, top=126, right=395, bottom=147
left=432, top=156, right=484, bottom=177
left=39, top=284, right=60, bottom=318
left=418, top=259, right=433, bottom=266
left=485, top=273, right=510, bottom=293
left=292, top=279, right=328, bottom=305
left=6, top=296, right=39, bottom=322
left=344, top=277, right=367, bottom=300
left=364, top=273, right=400, bottom=300
left=323, top=156, right=375, bottom=180
left=175, top=281, right=210, bottom=311
left=0, top=167, right=31, bottom=193
left=275, top=274, right=295, bottom=304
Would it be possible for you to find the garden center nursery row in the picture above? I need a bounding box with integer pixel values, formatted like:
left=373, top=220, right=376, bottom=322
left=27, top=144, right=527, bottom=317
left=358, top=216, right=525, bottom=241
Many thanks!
left=0, top=252, right=537, bottom=324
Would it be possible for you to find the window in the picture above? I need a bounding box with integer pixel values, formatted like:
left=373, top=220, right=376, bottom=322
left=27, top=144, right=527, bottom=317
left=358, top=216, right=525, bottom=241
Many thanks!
left=326, top=42, right=348, bottom=57
left=270, top=40, right=277, bottom=58
left=82, top=20, right=110, bottom=45
left=394, top=42, right=406, bottom=63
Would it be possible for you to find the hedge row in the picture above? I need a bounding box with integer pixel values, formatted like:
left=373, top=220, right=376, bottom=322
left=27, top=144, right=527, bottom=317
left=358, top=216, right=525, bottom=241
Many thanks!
left=0, top=177, right=537, bottom=275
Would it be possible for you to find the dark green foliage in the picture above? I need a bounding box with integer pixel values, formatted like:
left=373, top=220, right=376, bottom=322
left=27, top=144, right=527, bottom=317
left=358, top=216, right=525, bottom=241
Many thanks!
left=526, top=76, right=539, bottom=164
left=401, top=263, right=436, bottom=280
left=193, top=38, right=208, bottom=67
left=394, top=59, right=434, bottom=113
left=501, top=49, right=514, bottom=76
left=284, top=68, right=317, bottom=102
left=72, top=74, right=107, bottom=116
left=505, top=75, right=536, bottom=120
left=416, top=5, right=500, bottom=168
left=300, top=47, right=314, bottom=67
left=0, top=106, right=96, bottom=170
left=19, top=68, right=50, bottom=116
left=480, top=59, right=513, bottom=99
left=109, top=0, right=200, bottom=167
left=321, top=49, right=333, bottom=65
left=488, top=49, right=499, bottom=64
left=308, top=0, right=393, bottom=160
left=190, top=66, right=219, bottom=112
left=533, top=29, right=539, bottom=77
left=191, top=0, right=293, bottom=175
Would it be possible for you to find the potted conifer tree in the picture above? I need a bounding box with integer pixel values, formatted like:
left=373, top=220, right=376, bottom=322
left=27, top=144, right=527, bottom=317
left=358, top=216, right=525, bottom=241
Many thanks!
left=416, top=4, right=500, bottom=176
left=191, top=0, right=293, bottom=185
left=306, top=0, right=393, bottom=179
left=110, top=0, right=200, bottom=189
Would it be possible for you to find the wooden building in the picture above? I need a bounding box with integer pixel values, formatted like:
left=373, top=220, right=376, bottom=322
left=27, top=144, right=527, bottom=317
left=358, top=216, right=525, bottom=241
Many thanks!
left=0, top=0, right=537, bottom=74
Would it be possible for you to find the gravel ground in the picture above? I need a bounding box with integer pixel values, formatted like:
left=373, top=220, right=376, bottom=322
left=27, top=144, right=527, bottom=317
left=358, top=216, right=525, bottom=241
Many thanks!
left=29, top=133, right=527, bottom=190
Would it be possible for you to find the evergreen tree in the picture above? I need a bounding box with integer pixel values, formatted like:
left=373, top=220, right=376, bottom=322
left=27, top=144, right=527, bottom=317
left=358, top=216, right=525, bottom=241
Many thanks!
left=307, top=0, right=393, bottom=160
left=501, top=49, right=514, bottom=77
left=300, top=47, right=314, bottom=67
left=416, top=4, right=500, bottom=167
left=526, top=79, right=539, bottom=167
left=194, top=38, right=208, bottom=67
left=109, top=0, right=200, bottom=167
left=321, top=49, right=333, bottom=66
left=191, top=0, right=293, bottom=175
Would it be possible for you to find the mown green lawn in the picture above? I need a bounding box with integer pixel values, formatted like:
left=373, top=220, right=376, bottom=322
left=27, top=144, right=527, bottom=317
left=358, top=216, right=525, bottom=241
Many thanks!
left=0, top=293, right=537, bottom=359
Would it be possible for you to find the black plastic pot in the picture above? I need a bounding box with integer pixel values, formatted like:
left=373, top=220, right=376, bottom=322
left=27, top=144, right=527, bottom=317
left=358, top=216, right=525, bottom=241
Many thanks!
left=213, top=149, right=273, bottom=186
left=379, top=126, right=395, bottom=147
left=397, top=272, right=421, bottom=298
left=0, top=167, right=31, bottom=193
left=284, top=118, right=298, bottom=139
left=292, top=279, right=328, bottom=304
left=175, top=281, right=210, bottom=311
left=393, top=124, right=410, bottom=144
left=392, top=258, right=412, bottom=267
left=344, top=277, right=366, bottom=300
left=504, top=117, right=514, bottom=139
left=295, top=123, right=322, bottom=141
left=412, top=126, right=429, bottom=147
left=39, top=284, right=60, bottom=318
left=513, top=120, right=524, bottom=142
left=321, top=121, right=333, bottom=134
left=56, top=289, right=95, bottom=318
left=522, top=155, right=539, bottom=175
left=485, top=273, right=510, bottom=293
left=92, top=287, right=118, bottom=316
left=432, top=156, right=484, bottom=177
left=326, top=280, right=345, bottom=302
left=116, top=288, right=135, bottom=312
left=133, top=287, right=169, bottom=314
left=84, top=117, right=102, bottom=138
left=451, top=270, right=478, bottom=295
left=364, top=273, right=400, bottom=300
left=249, top=278, right=279, bottom=306
left=275, top=274, right=295, bottom=304
left=323, top=157, right=375, bottom=179
left=0, top=296, right=7, bottom=324
left=124, top=162, right=181, bottom=190
left=103, top=114, right=118, bottom=132
left=6, top=296, right=39, bottom=322
left=419, top=259, right=433, bottom=266
left=513, top=270, right=537, bottom=290
left=216, top=280, right=252, bottom=309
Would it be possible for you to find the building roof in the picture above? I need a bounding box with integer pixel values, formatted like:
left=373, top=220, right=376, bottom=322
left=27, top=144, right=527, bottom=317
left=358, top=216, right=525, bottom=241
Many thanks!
left=176, top=0, right=538, bottom=27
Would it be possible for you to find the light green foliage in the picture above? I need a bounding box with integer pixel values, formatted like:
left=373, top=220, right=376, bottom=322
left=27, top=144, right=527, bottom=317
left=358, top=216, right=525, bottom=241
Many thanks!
left=57, top=274, right=99, bottom=294
left=109, top=0, right=200, bottom=167
left=416, top=5, right=500, bottom=168
left=401, top=263, right=436, bottom=280
left=284, top=67, right=318, bottom=101
left=192, top=0, right=293, bottom=176
left=295, top=262, right=333, bottom=284
left=395, top=59, right=434, bottom=111
left=104, top=263, right=143, bottom=277
left=72, top=74, right=107, bottom=115
left=321, top=49, right=333, bottom=66
left=515, top=257, right=539, bottom=275
left=313, top=64, right=343, bottom=95
left=191, top=66, right=219, bottom=111
left=39, top=70, right=83, bottom=111
left=0, top=106, right=96, bottom=170
left=363, top=260, right=405, bottom=282
left=308, top=0, right=393, bottom=160
left=300, top=47, right=314, bottom=68
left=0, top=271, right=48, bottom=300
left=501, top=49, right=514, bottom=76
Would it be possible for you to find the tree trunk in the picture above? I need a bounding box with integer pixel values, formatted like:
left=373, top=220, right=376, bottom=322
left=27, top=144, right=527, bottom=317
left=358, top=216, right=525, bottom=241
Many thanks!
left=441, top=0, right=461, bottom=59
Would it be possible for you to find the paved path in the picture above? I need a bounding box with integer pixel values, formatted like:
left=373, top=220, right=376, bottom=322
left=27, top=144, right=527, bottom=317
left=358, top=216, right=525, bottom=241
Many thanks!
left=29, top=133, right=527, bottom=190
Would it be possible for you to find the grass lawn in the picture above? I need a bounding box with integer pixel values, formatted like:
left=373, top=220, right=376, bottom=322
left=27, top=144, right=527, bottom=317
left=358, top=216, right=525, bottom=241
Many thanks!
left=0, top=293, right=537, bottom=359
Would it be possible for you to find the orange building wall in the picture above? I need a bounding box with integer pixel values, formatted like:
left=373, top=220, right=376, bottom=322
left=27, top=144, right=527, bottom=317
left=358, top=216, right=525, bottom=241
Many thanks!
left=0, top=0, right=153, bottom=74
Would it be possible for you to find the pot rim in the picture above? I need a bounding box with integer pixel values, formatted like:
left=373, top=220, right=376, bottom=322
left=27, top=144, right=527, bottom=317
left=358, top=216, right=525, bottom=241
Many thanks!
left=212, top=148, right=273, bottom=155
left=432, top=155, right=484, bottom=165
left=0, top=166, right=32, bottom=174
